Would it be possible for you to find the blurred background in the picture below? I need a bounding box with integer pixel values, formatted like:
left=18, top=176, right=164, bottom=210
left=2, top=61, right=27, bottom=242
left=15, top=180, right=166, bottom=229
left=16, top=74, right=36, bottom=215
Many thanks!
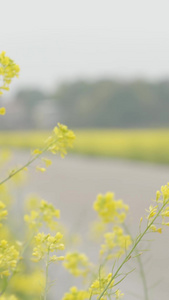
left=1, top=0, right=169, bottom=132
left=1, top=0, right=169, bottom=299
left=1, top=0, right=169, bottom=163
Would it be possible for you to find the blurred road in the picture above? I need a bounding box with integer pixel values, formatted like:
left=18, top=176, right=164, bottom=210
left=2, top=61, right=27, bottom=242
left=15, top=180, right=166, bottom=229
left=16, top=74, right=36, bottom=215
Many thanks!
left=5, top=152, right=169, bottom=300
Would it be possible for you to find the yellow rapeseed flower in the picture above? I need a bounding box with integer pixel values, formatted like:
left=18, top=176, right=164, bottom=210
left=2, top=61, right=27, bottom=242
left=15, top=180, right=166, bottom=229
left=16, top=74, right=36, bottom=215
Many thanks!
left=41, top=157, right=52, bottom=167
left=149, top=225, right=162, bottom=233
left=0, top=240, right=19, bottom=277
left=115, top=289, right=124, bottom=299
left=63, top=252, right=91, bottom=277
left=0, top=107, right=6, bottom=115
left=93, top=192, right=129, bottom=224
left=90, top=273, right=114, bottom=299
left=0, top=51, right=20, bottom=96
left=24, top=199, right=60, bottom=231
left=36, top=166, right=46, bottom=173
left=45, top=123, right=75, bottom=158
left=100, top=226, right=132, bottom=259
left=62, top=287, right=89, bottom=300
left=146, top=205, right=158, bottom=220
left=32, top=232, right=64, bottom=262
left=161, top=183, right=169, bottom=203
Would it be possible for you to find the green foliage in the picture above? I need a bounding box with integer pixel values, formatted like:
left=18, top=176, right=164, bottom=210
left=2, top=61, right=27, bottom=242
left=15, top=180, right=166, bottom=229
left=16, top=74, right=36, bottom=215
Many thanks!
left=2, top=79, right=169, bottom=130
left=51, top=80, right=169, bottom=128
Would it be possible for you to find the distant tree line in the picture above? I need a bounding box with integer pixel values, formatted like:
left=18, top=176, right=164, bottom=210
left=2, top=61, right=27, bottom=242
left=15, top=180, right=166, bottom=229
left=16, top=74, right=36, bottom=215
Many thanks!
left=1, top=79, right=169, bottom=129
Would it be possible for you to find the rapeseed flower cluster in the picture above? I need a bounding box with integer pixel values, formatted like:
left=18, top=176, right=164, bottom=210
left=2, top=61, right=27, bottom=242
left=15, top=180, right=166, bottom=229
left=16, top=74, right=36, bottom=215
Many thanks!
left=45, top=123, right=75, bottom=158
left=89, top=273, right=124, bottom=299
left=0, top=51, right=19, bottom=116
left=160, top=183, right=169, bottom=202
left=93, top=192, right=129, bottom=224
left=63, top=252, right=91, bottom=277
left=91, top=192, right=131, bottom=299
left=146, top=183, right=169, bottom=233
left=0, top=51, right=20, bottom=96
left=62, top=286, right=89, bottom=300
left=34, top=123, right=75, bottom=172
left=115, top=290, right=124, bottom=299
left=24, top=199, right=60, bottom=231
left=0, top=240, right=19, bottom=277
left=32, top=232, right=64, bottom=262
left=90, top=272, right=114, bottom=299
left=100, top=226, right=132, bottom=259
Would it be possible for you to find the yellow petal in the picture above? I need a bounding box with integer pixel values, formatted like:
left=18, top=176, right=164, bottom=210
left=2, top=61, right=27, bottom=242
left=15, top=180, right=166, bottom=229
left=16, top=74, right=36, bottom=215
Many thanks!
left=0, top=107, right=6, bottom=115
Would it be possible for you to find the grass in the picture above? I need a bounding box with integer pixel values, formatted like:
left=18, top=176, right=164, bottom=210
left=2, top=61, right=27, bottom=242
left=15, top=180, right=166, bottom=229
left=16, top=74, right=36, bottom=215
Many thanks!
left=0, top=129, right=169, bottom=164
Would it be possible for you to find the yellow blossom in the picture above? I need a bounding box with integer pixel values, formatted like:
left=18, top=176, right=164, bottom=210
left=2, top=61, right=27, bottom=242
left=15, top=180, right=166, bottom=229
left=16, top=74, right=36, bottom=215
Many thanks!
left=42, top=157, right=52, bottom=167
left=156, top=190, right=161, bottom=202
left=36, top=166, right=46, bottom=173
left=115, top=290, right=124, bottom=299
left=32, top=149, right=42, bottom=155
left=149, top=225, right=162, bottom=233
left=100, top=226, right=132, bottom=259
left=146, top=205, right=158, bottom=220
left=0, top=107, right=6, bottom=115
left=63, top=252, right=91, bottom=277
left=0, top=240, right=19, bottom=277
left=93, top=192, right=129, bottom=224
left=62, top=287, right=89, bottom=300
left=24, top=199, right=60, bottom=230
left=161, top=184, right=169, bottom=203
left=0, top=51, right=20, bottom=96
left=90, top=273, right=114, bottom=299
left=45, top=123, right=75, bottom=158
left=32, top=232, right=64, bottom=262
left=161, top=206, right=169, bottom=217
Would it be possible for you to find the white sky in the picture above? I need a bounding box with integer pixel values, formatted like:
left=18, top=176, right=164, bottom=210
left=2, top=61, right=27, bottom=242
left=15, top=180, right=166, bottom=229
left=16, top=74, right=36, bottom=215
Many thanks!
left=1, top=0, right=169, bottom=95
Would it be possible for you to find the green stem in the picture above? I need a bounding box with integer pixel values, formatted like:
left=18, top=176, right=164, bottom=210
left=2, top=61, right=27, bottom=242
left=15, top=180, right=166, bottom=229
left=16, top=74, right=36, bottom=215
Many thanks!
left=136, top=252, right=148, bottom=300
left=0, top=144, right=50, bottom=186
left=44, top=251, right=50, bottom=300
left=123, top=224, right=148, bottom=300
left=98, top=200, right=169, bottom=300
left=0, top=137, right=59, bottom=295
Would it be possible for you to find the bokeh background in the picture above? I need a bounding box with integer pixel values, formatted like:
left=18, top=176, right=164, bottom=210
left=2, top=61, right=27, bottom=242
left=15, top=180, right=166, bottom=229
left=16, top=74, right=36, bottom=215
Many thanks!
left=1, top=1, right=169, bottom=299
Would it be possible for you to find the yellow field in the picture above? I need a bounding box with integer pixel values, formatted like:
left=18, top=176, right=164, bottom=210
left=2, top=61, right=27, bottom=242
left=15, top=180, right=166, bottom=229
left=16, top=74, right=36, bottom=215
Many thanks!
left=0, top=129, right=169, bottom=164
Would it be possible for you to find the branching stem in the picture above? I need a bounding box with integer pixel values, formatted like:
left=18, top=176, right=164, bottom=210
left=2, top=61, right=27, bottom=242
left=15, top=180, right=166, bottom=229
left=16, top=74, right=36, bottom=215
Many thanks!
left=98, top=199, right=169, bottom=300
left=44, top=251, right=50, bottom=300
left=123, top=223, right=149, bottom=300
left=0, top=144, right=50, bottom=186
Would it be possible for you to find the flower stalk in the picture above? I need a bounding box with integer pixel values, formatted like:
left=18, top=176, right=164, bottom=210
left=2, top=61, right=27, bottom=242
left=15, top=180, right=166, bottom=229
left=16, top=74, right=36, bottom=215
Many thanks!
left=98, top=198, right=169, bottom=300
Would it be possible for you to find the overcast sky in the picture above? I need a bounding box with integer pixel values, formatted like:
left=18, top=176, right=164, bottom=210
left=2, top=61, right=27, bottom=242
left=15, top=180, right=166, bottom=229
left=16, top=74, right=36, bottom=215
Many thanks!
left=1, top=0, right=169, bottom=95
